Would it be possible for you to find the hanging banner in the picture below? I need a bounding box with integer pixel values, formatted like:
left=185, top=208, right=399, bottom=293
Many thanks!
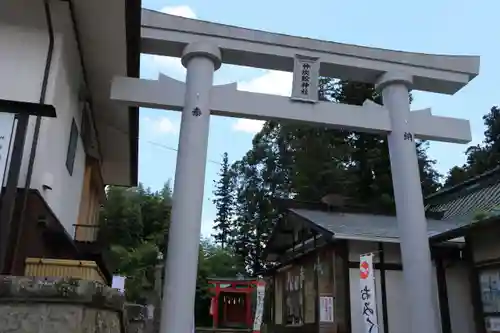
left=0, top=113, right=15, bottom=187
left=252, top=280, right=266, bottom=333
left=360, top=253, right=379, bottom=333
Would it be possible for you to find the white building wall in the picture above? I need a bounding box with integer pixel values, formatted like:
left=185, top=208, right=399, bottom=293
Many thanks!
left=446, top=262, right=475, bottom=333
left=0, top=0, right=87, bottom=237
left=347, top=240, right=474, bottom=333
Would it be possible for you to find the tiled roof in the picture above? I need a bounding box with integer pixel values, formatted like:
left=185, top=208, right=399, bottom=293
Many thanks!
left=289, top=208, right=462, bottom=242
left=425, top=167, right=500, bottom=222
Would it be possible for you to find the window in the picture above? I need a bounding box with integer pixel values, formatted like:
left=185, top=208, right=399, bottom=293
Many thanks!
left=66, top=119, right=78, bottom=175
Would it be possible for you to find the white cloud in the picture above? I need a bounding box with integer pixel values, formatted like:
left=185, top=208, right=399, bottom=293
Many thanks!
left=238, top=70, right=293, bottom=96
left=143, top=116, right=178, bottom=134
left=232, top=119, right=265, bottom=134
left=231, top=70, right=293, bottom=134
left=160, top=5, right=196, bottom=19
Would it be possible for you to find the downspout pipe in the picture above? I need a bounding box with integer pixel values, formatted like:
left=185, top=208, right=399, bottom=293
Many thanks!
left=9, top=0, right=55, bottom=273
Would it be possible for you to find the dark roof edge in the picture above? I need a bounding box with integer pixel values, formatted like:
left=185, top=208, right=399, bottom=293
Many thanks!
left=430, top=215, right=500, bottom=243
left=273, top=198, right=443, bottom=219
left=425, top=166, right=500, bottom=202
left=126, top=0, right=141, bottom=186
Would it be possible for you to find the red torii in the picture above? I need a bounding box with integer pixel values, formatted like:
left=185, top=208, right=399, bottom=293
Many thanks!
left=207, top=278, right=259, bottom=329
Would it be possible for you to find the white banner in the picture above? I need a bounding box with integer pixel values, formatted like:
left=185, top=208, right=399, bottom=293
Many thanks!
left=319, top=296, right=334, bottom=323
left=253, top=280, right=266, bottom=333
left=0, top=113, right=15, bottom=187
left=360, top=254, right=379, bottom=333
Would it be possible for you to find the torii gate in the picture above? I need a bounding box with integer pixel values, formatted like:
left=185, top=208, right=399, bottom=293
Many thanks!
left=111, top=9, right=479, bottom=333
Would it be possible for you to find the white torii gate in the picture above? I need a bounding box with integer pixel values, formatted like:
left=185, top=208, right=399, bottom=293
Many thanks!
left=112, top=9, right=479, bottom=333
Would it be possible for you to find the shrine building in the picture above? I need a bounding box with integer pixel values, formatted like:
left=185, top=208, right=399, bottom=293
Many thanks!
left=262, top=192, right=489, bottom=333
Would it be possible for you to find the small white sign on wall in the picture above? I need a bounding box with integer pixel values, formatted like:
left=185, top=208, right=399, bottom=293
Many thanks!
left=319, top=295, right=334, bottom=323
left=489, top=317, right=500, bottom=332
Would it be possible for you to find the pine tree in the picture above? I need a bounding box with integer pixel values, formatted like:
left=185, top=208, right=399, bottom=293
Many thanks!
left=212, top=152, right=235, bottom=248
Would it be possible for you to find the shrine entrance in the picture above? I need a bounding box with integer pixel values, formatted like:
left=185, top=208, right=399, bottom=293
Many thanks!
left=208, top=278, right=257, bottom=330
left=111, top=9, right=479, bottom=333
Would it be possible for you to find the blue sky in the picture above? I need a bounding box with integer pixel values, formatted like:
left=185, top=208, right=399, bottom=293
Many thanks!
left=137, top=0, right=500, bottom=237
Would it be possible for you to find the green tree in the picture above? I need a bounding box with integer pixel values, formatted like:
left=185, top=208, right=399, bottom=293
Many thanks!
left=100, top=182, right=172, bottom=303
left=212, top=152, right=235, bottom=248
left=444, top=106, right=500, bottom=186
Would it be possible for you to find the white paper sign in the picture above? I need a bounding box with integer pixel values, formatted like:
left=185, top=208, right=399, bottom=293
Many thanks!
left=489, top=317, right=500, bottom=332
left=291, top=54, right=320, bottom=103
left=319, top=296, right=334, bottom=322
left=360, top=254, right=379, bottom=333
left=0, top=113, right=15, bottom=187
left=252, top=280, right=266, bottom=333
left=112, top=275, right=126, bottom=293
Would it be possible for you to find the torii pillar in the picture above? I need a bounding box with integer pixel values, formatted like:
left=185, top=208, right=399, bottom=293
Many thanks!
left=376, top=72, right=439, bottom=332
left=159, top=42, right=221, bottom=333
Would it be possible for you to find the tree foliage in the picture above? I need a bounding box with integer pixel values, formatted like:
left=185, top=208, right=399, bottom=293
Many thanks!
left=444, top=106, right=500, bottom=186
left=101, top=182, right=246, bottom=326
left=101, top=182, right=172, bottom=303
left=212, top=152, right=235, bottom=248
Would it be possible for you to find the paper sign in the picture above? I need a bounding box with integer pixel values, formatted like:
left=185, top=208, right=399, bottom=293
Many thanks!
left=319, top=296, right=334, bottom=322
left=360, top=254, right=379, bottom=333
left=253, top=280, right=266, bottom=333
left=112, top=275, right=126, bottom=293
left=489, top=317, right=500, bottom=332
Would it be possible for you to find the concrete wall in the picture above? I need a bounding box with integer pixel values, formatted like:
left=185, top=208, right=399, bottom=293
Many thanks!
left=0, top=0, right=87, bottom=237
left=0, top=276, right=148, bottom=333
left=347, top=240, right=474, bottom=333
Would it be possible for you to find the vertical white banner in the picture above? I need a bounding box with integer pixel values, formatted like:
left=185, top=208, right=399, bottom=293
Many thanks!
left=360, top=254, right=379, bottom=333
left=0, top=113, right=16, bottom=187
left=253, top=280, right=266, bottom=333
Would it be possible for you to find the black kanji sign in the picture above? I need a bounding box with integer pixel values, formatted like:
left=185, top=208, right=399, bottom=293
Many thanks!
left=192, top=107, right=202, bottom=117
left=403, top=132, right=413, bottom=141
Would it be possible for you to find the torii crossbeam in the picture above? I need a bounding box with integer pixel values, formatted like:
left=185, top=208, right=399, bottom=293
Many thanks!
left=112, top=74, right=471, bottom=144
left=112, top=9, right=480, bottom=333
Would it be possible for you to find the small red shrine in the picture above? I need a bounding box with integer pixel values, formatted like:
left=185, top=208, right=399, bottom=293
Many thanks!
left=208, top=277, right=259, bottom=329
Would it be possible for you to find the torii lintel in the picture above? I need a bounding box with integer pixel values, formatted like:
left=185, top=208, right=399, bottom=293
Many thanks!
left=110, top=75, right=471, bottom=144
